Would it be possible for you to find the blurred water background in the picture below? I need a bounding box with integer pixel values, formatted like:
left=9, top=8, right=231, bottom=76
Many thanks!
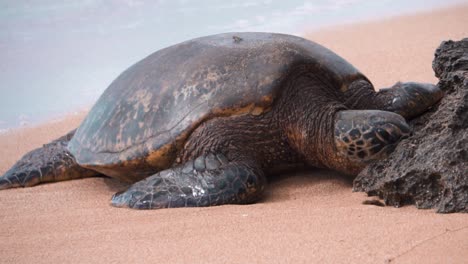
left=1, top=0, right=466, bottom=132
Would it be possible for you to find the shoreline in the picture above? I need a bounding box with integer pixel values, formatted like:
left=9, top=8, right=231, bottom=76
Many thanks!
left=0, top=109, right=88, bottom=135
left=2, top=3, right=467, bottom=134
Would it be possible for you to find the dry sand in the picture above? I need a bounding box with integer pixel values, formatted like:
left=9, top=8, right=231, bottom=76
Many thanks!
left=1, top=5, right=468, bottom=264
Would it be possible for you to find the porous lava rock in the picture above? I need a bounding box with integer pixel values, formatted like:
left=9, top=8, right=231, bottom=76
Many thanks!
left=354, top=39, right=468, bottom=213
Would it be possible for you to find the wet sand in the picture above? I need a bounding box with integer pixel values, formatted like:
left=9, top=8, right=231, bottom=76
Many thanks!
left=1, top=5, right=467, bottom=264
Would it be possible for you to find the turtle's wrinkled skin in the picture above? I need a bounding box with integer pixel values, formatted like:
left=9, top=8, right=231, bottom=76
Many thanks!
left=0, top=33, right=443, bottom=209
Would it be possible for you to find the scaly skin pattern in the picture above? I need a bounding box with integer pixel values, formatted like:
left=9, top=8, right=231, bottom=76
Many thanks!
left=112, top=153, right=266, bottom=209
left=334, top=110, right=411, bottom=175
left=0, top=131, right=99, bottom=189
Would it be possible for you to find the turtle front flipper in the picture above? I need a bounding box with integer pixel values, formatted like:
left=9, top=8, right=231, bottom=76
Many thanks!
left=111, top=153, right=266, bottom=209
left=333, top=110, right=411, bottom=175
left=376, top=82, right=443, bottom=119
left=0, top=130, right=100, bottom=190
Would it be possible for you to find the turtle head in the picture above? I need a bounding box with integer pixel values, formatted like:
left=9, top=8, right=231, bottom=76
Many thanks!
left=383, top=82, right=444, bottom=119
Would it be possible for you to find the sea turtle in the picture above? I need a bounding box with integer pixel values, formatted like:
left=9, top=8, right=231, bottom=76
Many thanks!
left=0, top=32, right=443, bottom=209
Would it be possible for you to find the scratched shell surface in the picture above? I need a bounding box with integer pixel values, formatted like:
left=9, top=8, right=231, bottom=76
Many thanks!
left=68, top=32, right=364, bottom=168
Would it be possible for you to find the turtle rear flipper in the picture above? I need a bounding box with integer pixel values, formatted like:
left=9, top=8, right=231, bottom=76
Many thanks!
left=111, top=153, right=266, bottom=209
left=0, top=130, right=100, bottom=190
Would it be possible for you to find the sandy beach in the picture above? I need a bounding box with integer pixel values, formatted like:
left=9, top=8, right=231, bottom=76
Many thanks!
left=1, top=4, right=468, bottom=264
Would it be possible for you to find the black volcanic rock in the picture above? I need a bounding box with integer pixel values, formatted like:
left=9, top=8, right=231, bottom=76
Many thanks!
left=354, top=38, right=468, bottom=213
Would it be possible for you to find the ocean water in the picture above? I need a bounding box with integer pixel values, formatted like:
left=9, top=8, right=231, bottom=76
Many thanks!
left=1, top=0, right=466, bottom=132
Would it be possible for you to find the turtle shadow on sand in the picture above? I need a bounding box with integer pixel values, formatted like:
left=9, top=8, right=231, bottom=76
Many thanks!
left=263, top=169, right=353, bottom=203
left=102, top=177, right=130, bottom=193
left=354, top=38, right=468, bottom=213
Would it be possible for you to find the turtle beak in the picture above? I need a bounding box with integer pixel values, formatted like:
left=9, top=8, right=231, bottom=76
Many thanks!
left=403, top=82, right=444, bottom=102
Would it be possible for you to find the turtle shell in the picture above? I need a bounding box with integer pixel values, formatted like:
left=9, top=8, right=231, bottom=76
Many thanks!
left=68, top=32, right=367, bottom=181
